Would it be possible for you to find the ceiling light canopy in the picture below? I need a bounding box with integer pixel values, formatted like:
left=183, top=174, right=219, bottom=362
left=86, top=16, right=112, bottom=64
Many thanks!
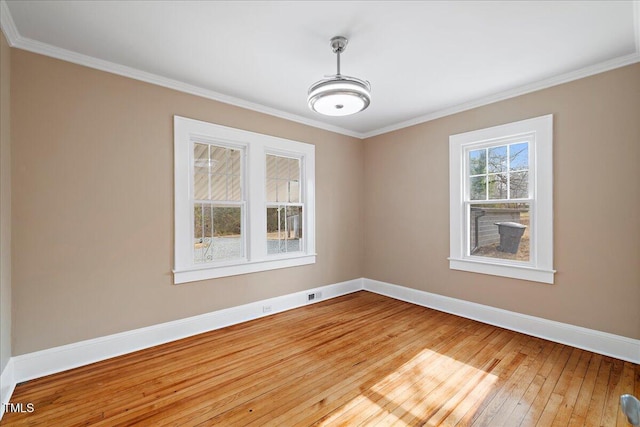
left=308, top=36, right=371, bottom=117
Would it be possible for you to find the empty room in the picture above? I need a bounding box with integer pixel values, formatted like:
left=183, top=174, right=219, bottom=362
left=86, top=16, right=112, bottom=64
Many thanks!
left=0, top=1, right=639, bottom=426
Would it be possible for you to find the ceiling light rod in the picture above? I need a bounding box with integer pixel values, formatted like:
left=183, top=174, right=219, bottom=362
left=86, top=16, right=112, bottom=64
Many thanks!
left=307, top=36, right=371, bottom=117
left=331, top=36, right=347, bottom=76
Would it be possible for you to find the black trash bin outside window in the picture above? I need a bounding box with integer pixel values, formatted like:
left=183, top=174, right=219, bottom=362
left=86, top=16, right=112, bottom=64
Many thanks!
left=494, top=222, right=527, bottom=254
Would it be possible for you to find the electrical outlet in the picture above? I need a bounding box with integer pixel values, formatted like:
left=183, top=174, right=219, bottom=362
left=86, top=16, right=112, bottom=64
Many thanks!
left=315, top=291, right=322, bottom=299
left=307, top=293, right=315, bottom=301
left=263, top=305, right=272, bottom=313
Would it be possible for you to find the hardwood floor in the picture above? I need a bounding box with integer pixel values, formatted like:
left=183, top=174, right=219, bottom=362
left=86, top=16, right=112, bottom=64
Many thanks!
left=2, top=291, right=638, bottom=426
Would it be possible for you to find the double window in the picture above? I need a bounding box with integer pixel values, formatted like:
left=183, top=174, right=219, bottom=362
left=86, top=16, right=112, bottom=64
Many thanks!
left=174, top=116, right=315, bottom=284
left=449, top=115, right=554, bottom=284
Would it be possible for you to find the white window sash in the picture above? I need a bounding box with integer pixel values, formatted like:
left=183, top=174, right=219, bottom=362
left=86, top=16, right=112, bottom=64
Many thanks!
left=449, top=114, right=554, bottom=284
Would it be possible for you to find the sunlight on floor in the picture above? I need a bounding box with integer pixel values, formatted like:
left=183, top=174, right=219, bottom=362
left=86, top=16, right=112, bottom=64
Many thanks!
left=318, top=348, right=498, bottom=426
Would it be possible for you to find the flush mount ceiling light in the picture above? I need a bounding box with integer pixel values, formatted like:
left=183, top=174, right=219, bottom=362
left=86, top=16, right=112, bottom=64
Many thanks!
left=307, top=36, right=371, bottom=117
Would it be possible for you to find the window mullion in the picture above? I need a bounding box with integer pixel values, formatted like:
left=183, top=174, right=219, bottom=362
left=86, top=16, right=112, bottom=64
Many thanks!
left=207, top=145, right=211, bottom=201
left=506, top=144, right=511, bottom=200
left=485, top=148, right=489, bottom=200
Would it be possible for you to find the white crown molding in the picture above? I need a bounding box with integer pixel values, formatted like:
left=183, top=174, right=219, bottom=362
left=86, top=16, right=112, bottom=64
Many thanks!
left=363, top=278, right=640, bottom=364
left=15, top=40, right=365, bottom=140
left=0, top=0, right=18, bottom=46
left=634, top=1, right=640, bottom=53
left=362, top=52, right=640, bottom=138
left=2, top=0, right=639, bottom=141
left=0, top=1, right=363, bottom=140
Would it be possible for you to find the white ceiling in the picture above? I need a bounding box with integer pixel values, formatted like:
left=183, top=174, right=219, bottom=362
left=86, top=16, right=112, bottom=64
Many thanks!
left=2, top=1, right=639, bottom=138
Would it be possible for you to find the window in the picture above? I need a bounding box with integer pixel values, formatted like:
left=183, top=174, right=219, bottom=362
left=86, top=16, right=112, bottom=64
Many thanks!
left=266, top=154, right=303, bottom=255
left=174, top=116, right=315, bottom=284
left=193, top=143, right=244, bottom=264
left=449, top=115, right=554, bottom=284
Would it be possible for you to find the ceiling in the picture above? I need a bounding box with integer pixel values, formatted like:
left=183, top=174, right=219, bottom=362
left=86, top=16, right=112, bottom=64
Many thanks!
left=1, top=1, right=639, bottom=138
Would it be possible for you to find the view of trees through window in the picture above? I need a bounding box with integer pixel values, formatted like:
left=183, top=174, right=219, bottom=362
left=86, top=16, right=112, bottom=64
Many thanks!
left=267, top=206, right=302, bottom=253
left=468, top=141, right=530, bottom=262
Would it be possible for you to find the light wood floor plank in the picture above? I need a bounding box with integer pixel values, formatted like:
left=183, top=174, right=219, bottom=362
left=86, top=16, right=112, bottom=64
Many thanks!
left=1, top=291, right=637, bottom=427
left=567, top=353, right=602, bottom=427
left=600, top=358, right=625, bottom=426
left=614, top=362, right=636, bottom=427
left=584, top=356, right=613, bottom=427
left=520, top=344, right=574, bottom=426
left=130, top=297, right=433, bottom=426
left=551, top=350, right=592, bottom=426
left=477, top=339, right=555, bottom=427
left=334, top=325, right=507, bottom=426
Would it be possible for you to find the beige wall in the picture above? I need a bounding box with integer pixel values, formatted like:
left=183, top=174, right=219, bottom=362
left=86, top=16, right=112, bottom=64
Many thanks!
left=11, top=50, right=364, bottom=354
left=364, top=63, right=640, bottom=339
left=8, top=46, right=640, bottom=357
left=0, top=32, right=12, bottom=372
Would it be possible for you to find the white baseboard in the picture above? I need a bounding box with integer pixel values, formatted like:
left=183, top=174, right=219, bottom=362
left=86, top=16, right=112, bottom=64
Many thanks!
left=2, top=276, right=637, bottom=421
left=10, top=278, right=363, bottom=386
left=0, top=358, right=16, bottom=419
left=363, top=278, right=640, bottom=364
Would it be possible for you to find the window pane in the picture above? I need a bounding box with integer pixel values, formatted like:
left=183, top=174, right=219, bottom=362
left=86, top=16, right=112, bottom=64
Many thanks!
left=469, top=203, right=530, bottom=262
left=266, top=155, right=301, bottom=203
left=289, top=158, right=300, bottom=181
left=510, top=171, right=529, bottom=199
left=194, top=205, right=242, bottom=263
left=202, top=204, right=213, bottom=238
left=229, top=175, right=241, bottom=201
left=228, top=149, right=241, bottom=200
left=194, top=144, right=209, bottom=178
left=509, top=142, right=528, bottom=171
left=194, top=144, right=209, bottom=200
left=267, top=206, right=285, bottom=254
left=194, top=204, right=212, bottom=263
left=193, top=170, right=209, bottom=200
left=194, top=204, right=203, bottom=240
left=488, top=174, right=507, bottom=199
left=273, top=156, right=282, bottom=179
left=230, top=149, right=241, bottom=175
left=470, top=176, right=486, bottom=200
left=266, top=205, right=303, bottom=254
left=209, top=146, right=227, bottom=175
left=266, top=179, right=277, bottom=203
left=285, top=206, right=302, bottom=252
left=213, top=206, right=241, bottom=237
left=266, top=155, right=277, bottom=179
left=287, top=158, right=301, bottom=202
left=210, top=175, right=226, bottom=200
left=276, top=181, right=288, bottom=203
left=289, top=180, right=300, bottom=203
left=194, top=144, right=242, bottom=202
left=469, top=149, right=486, bottom=175
left=488, top=146, right=507, bottom=173
left=281, top=158, right=296, bottom=179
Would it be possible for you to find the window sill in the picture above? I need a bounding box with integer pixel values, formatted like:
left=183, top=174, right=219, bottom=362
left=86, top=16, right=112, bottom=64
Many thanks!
left=448, top=257, right=555, bottom=284
left=174, top=254, right=317, bottom=284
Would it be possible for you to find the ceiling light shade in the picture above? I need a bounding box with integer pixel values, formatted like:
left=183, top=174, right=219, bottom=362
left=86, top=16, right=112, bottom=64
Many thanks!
left=308, top=36, right=371, bottom=116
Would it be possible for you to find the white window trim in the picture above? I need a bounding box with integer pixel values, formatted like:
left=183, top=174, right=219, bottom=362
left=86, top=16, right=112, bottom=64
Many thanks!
left=449, top=114, right=555, bottom=284
left=174, top=116, right=316, bottom=284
